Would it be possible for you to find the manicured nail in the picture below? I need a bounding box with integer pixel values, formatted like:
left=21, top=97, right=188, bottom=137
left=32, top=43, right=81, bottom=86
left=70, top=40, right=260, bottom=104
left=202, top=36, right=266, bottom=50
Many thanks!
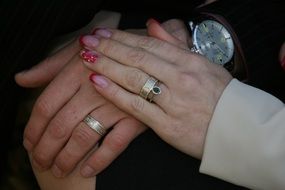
left=80, top=35, right=100, bottom=48
left=52, top=165, right=63, bottom=178
left=80, top=49, right=98, bottom=63
left=146, top=18, right=160, bottom=26
left=94, top=29, right=112, bottom=38
left=91, top=27, right=102, bottom=35
left=79, top=35, right=84, bottom=46
left=281, top=56, right=285, bottom=71
left=81, top=165, right=96, bottom=177
left=89, top=74, right=108, bottom=88
left=23, top=139, right=33, bottom=152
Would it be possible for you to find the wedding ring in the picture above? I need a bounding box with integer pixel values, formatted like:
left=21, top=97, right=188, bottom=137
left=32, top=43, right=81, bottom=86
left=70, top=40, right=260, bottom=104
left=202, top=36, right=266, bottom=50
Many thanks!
left=147, top=81, right=161, bottom=103
left=139, top=76, right=161, bottom=102
left=83, top=115, right=106, bottom=136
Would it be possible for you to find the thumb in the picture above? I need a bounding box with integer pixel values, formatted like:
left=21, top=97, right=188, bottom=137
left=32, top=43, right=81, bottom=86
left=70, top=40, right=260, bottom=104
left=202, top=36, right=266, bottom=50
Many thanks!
left=15, top=39, right=80, bottom=88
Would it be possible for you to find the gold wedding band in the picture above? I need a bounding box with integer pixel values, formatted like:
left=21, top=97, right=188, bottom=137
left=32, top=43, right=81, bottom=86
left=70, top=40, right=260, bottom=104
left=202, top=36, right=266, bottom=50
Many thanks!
left=83, top=115, right=106, bottom=136
left=139, top=76, right=161, bottom=102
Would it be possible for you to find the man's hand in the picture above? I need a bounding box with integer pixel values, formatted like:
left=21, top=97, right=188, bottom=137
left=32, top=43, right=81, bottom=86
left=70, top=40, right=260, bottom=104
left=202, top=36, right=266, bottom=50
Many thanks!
left=15, top=18, right=191, bottom=178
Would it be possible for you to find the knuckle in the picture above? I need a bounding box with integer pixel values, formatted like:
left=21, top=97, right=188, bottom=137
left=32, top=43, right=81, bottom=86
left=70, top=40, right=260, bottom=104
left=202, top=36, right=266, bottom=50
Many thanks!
left=34, top=97, right=52, bottom=118
left=72, top=126, right=94, bottom=147
left=109, top=84, right=120, bottom=98
left=131, top=96, right=145, bottom=113
left=48, top=117, right=67, bottom=139
left=101, top=39, right=114, bottom=55
left=55, top=151, right=74, bottom=173
left=33, top=151, right=50, bottom=168
left=125, top=69, right=144, bottom=90
left=137, top=36, right=159, bottom=50
left=113, top=30, right=128, bottom=42
left=93, top=155, right=108, bottom=168
left=24, top=126, right=37, bottom=145
left=104, top=133, right=127, bottom=151
left=100, top=59, right=111, bottom=76
left=126, top=48, right=146, bottom=67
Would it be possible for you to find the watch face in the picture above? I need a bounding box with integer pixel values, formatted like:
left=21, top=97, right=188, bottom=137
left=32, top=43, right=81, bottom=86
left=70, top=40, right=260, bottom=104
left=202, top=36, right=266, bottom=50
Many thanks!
left=192, top=20, right=234, bottom=65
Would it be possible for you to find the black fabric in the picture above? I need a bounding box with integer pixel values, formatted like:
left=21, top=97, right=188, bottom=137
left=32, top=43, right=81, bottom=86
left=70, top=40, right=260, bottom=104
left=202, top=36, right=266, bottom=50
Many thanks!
left=97, top=130, right=246, bottom=190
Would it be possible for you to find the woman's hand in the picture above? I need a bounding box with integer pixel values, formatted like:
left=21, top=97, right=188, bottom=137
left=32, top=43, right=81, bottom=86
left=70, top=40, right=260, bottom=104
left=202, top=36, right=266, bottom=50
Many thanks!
left=15, top=18, right=191, bottom=178
left=14, top=11, right=147, bottom=178
left=80, top=28, right=233, bottom=160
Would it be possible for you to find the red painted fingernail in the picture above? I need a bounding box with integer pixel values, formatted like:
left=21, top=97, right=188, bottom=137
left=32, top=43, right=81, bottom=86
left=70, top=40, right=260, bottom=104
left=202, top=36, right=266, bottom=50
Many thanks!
left=80, top=49, right=98, bottom=63
left=146, top=18, right=160, bottom=26
left=89, top=73, right=96, bottom=82
left=94, top=29, right=112, bottom=38
left=89, top=74, right=108, bottom=88
left=79, top=35, right=84, bottom=46
left=281, top=56, right=285, bottom=71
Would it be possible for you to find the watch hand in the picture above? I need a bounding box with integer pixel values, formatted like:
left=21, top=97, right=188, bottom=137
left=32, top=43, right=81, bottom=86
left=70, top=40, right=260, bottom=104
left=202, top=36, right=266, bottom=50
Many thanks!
left=211, top=42, right=226, bottom=55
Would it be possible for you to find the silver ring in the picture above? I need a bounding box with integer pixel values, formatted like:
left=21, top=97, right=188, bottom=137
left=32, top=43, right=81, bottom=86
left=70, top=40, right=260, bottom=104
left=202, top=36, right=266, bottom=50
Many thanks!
left=83, top=115, right=107, bottom=136
left=139, top=76, right=161, bottom=102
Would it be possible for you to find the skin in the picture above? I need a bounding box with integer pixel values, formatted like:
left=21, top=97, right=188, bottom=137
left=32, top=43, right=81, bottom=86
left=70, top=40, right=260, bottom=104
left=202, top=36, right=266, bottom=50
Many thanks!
left=80, top=28, right=233, bottom=168
left=15, top=17, right=191, bottom=179
left=15, top=6, right=285, bottom=185
left=81, top=28, right=285, bottom=174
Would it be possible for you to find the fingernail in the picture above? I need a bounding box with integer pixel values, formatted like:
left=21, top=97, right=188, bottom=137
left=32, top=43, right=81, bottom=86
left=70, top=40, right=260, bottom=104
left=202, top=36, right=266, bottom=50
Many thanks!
left=80, top=49, right=98, bottom=63
left=94, top=29, right=112, bottom=38
left=281, top=56, right=285, bottom=71
left=89, top=74, right=108, bottom=88
left=91, top=27, right=102, bottom=35
left=146, top=18, right=160, bottom=26
left=80, top=35, right=100, bottom=48
left=79, top=35, right=85, bottom=46
left=81, top=165, right=96, bottom=177
left=52, top=165, right=64, bottom=178
left=23, top=139, right=33, bottom=152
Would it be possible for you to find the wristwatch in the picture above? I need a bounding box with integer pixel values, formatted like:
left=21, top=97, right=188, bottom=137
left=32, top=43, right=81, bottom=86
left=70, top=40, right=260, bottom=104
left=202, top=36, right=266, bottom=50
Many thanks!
left=189, top=18, right=234, bottom=67
left=186, top=12, right=248, bottom=80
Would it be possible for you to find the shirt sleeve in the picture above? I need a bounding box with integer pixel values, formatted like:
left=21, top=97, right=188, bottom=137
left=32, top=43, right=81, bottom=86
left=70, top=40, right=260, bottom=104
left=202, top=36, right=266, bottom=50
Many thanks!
left=199, top=79, right=285, bottom=190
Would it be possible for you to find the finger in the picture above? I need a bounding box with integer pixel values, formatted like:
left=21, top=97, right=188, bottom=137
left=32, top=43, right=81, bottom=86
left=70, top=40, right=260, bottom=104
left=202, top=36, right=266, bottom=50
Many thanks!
left=160, top=19, right=191, bottom=46
left=80, top=35, right=178, bottom=83
left=81, top=49, right=171, bottom=106
left=91, top=28, right=189, bottom=64
left=80, top=118, right=146, bottom=177
left=147, top=18, right=189, bottom=50
left=49, top=103, right=128, bottom=177
left=15, top=39, right=80, bottom=88
left=89, top=74, right=168, bottom=130
left=23, top=56, right=83, bottom=152
left=31, top=83, right=107, bottom=171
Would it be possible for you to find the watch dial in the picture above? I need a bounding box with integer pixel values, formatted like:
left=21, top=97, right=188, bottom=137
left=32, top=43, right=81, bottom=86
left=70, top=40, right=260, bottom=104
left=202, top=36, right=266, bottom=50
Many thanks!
left=193, top=20, right=234, bottom=65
